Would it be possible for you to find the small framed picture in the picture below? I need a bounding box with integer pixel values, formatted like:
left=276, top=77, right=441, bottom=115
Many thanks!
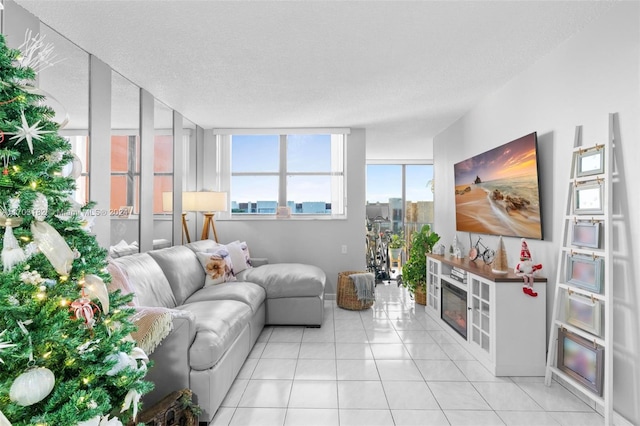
left=276, top=206, right=291, bottom=218
left=565, top=293, right=602, bottom=336
left=574, top=182, right=603, bottom=215
left=576, top=148, right=605, bottom=177
left=566, top=254, right=604, bottom=293
left=571, top=221, right=601, bottom=249
left=557, top=328, right=604, bottom=395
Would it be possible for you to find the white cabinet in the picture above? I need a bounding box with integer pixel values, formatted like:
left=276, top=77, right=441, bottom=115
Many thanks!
left=425, top=254, right=547, bottom=376
left=469, top=274, right=491, bottom=355
left=426, top=257, right=440, bottom=314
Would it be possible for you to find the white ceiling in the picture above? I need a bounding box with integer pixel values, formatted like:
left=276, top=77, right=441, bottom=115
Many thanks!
left=13, top=0, right=614, bottom=152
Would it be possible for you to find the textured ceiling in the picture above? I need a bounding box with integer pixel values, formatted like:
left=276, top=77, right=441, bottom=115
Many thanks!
left=13, top=0, right=613, bottom=150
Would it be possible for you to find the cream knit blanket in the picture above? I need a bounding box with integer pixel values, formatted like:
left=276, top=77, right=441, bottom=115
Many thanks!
left=130, top=307, right=174, bottom=355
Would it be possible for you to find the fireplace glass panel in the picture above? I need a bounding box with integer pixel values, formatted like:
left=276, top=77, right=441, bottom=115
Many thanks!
left=441, top=281, right=468, bottom=339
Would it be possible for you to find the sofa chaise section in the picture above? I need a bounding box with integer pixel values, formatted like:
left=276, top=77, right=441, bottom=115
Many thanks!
left=185, top=240, right=326, bottom=326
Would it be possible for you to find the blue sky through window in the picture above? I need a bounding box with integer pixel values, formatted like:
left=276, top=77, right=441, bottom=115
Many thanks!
left=231, top=134, right=333, bottom=204
left=366, top=164, right=434, bottom=204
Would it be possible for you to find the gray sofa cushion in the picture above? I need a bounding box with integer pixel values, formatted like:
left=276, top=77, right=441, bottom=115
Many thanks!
left=178, top=300, right=253, bottom=370
left=185, top=281, right=265, bottom=313
left=148, top=246, right=205, bottom=305
left=112, top=253, right=177, bottom=308
left=239, top=263, right=326, bottom=298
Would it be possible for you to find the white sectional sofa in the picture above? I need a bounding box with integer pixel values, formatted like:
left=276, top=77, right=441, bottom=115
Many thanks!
left=109, top=239, right=326, bottom=423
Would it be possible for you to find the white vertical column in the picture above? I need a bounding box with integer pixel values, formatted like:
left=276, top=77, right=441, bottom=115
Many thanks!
left=138, top=89, right=154, bottom=252
left=171, top=110, right=183, bottom=245
left=88, top=55, right=111, bottom=248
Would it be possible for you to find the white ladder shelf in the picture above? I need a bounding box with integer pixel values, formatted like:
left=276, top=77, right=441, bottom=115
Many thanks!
left=544, top=114, right=614, bottom=425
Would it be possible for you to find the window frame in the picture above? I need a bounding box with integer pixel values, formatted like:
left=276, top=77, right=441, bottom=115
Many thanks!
left=366, top=161, right=435, bottom=236
left=216, top=128, right=349, bottom=220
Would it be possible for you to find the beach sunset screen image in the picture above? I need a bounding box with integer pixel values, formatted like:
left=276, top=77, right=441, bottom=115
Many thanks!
left=454, top=132, right=543, bottom=239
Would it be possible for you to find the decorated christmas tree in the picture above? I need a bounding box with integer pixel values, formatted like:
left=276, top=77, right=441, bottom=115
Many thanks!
left=0, top=34, right=151, bottom=425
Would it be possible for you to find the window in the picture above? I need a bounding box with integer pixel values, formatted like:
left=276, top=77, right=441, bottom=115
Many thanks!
left=153, top=134, right=173, bottom=214
left=64, top=135, right=90, bottom=205
left=366, top=163, right=434, bottom=240
left=222, top=131, right=347, bottom=217
left=110, top=134, right=139, bottom=213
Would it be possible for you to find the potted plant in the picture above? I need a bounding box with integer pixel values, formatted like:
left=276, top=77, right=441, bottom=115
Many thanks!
left=388, top=231, right=406, bottom=263
left=402, top=224, right=441, bottom=304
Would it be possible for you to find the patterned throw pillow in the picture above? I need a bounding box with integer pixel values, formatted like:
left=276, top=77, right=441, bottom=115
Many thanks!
left=196, top=246, right=237, bottom=287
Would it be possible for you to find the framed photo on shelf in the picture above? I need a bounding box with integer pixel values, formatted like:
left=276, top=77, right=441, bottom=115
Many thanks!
left=571, top=220, right=601, bottom=249
left=565, top=293, right=602, bottom=336
left=566, top=254, right=604, bottom=293
left=576, top=148, right=605, bottom=177
left=574, top=182, right=604, bottom=215
left=557, top=328, right=604, bottom=395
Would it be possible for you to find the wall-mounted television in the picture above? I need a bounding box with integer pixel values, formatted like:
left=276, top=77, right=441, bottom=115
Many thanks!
left=454, top=132, right=543, bottom=240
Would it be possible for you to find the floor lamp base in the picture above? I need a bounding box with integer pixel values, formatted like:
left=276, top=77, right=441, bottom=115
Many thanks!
left=182, top=213, right=191, bottom=244
left=201, top=213, right=219, bottom=242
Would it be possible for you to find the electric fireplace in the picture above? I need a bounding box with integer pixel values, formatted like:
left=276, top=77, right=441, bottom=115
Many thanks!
left=441, top=281, right=468, bottom=339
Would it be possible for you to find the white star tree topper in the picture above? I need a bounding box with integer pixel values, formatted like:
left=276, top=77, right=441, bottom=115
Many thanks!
left=10, top=110, right=54, bottom=154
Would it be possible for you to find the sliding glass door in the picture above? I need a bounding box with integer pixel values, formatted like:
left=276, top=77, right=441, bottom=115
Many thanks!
left=366, top=163, right=434, bottom=251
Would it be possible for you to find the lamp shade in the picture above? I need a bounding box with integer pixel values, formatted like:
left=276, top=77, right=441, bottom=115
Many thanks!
left=183, top=191, right=227, bottom=212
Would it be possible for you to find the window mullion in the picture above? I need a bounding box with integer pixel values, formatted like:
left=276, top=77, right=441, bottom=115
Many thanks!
left=279, top=134, right=287, bottom=207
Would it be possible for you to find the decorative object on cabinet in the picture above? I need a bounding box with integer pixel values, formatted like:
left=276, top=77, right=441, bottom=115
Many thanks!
left=514, top=238, right=542, bottom=297
left=402, top=224, right=440, bottom=302
left=468, top=234, right=495, bottom=265
left=571, top=220, right=601, bottom=249
left=566, top=254, right=603, bottom=294
left=491, top=236, right=509, bottom=275
left=545, top=115, right=613, bottom=425
left=565, top=292, right=602, bottom=336
left=557, top=328, right=604, bottom=396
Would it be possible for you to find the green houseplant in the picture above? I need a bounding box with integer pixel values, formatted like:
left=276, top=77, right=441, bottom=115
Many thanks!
left=388, top=231, right=406, bottom=249
left=402, top=225, right=441, bottom=303
left=388, top=231, right=406, bottom=265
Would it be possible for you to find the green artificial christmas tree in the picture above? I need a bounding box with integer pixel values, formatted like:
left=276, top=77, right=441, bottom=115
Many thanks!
left=0, top=34, right=151, bottom=425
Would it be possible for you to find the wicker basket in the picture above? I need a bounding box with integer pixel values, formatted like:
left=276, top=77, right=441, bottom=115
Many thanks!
left=132, top=389, right=198, bottom=426
left=414, top=285, right=427, bottom=305
left=337, top=270, right=375, bottom=310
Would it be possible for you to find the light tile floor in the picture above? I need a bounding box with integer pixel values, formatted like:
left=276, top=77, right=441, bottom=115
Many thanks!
left=210, top=283, right=603, bottom=426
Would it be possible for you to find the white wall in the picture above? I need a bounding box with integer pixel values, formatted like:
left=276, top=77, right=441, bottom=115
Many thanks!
left=212, top=129, right=368, bottom=296
left=366, top=126, right=433, bottom=162
left=434, top=4, right=639, bottom=424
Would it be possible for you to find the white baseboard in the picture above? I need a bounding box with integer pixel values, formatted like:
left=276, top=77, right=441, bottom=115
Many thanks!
left=324, top=293, right=336, bottom=300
